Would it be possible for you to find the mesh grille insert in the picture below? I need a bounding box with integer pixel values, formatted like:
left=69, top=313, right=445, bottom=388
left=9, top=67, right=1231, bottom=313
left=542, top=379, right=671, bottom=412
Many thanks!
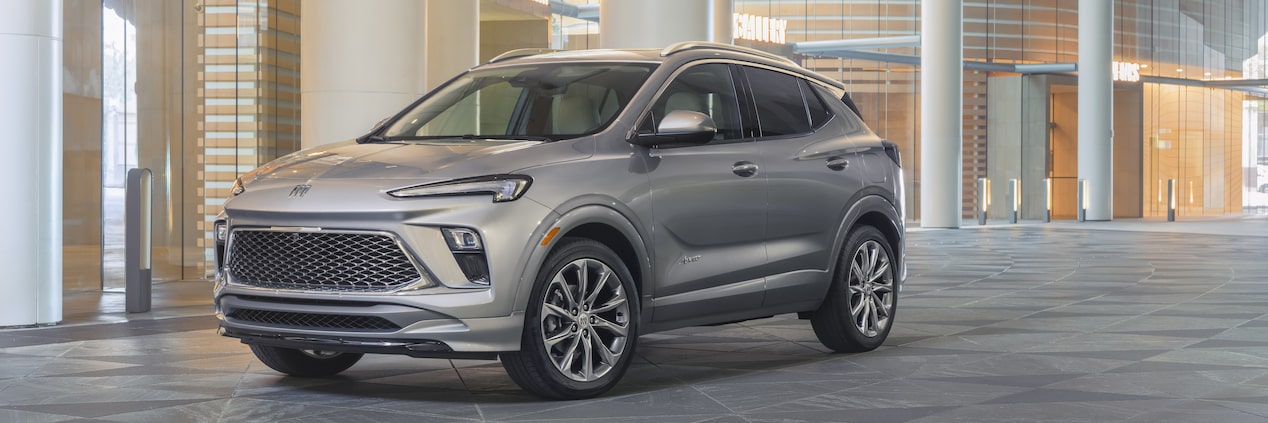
left=228, top=309, right=401, bottom=331
left=227, top=230, right=423, bottom=292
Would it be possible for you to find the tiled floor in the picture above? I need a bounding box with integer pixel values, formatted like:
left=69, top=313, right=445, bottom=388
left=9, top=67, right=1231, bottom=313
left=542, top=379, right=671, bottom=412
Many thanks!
left=3, top=218, right=1268, bottom=422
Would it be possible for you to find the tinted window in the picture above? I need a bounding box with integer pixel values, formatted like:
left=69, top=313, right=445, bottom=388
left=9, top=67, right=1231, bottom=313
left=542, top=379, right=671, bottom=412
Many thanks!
left=744, top=67, right=811, bottom=137
left=801, top=80, right=833, bottom=129
left=648, top=63, right=744, bottom=140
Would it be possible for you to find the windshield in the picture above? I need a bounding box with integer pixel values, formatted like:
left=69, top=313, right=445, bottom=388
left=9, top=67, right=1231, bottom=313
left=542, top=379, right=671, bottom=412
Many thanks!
left=381, top=62, right=656, bottom=142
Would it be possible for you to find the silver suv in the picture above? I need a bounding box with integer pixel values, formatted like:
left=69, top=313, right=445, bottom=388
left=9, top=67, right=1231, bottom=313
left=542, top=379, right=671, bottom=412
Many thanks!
left=213, top=42, right=905, bottom=399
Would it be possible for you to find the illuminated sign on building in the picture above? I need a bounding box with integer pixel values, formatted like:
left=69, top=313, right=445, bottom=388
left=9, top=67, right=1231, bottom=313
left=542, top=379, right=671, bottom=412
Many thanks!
left=734, top=13, right=787, bottom=44
left=1113, top=61, right=1141, bottom=82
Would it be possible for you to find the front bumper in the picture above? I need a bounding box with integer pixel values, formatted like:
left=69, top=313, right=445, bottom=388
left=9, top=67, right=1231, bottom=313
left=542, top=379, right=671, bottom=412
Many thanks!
left=214, top=181, right=559, bottom=357
left=217, top=291, right=525, bottom=359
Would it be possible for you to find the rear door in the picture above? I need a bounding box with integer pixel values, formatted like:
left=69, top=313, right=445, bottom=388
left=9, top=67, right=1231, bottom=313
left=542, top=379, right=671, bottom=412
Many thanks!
left=738, top=65, right=868, bottom=307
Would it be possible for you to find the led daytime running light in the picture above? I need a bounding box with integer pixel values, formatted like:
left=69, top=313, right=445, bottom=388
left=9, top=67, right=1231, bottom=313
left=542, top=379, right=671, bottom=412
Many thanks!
left=388, top=175, right=531, bottom=202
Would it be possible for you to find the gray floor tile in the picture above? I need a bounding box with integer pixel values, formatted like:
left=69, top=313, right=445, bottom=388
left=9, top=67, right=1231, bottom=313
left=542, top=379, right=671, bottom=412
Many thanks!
left=4, top=221, right=1268, bottom=421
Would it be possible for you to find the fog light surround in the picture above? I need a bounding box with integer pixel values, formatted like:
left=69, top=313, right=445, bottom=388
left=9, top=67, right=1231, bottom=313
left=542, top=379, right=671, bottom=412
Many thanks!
left=442, top=227, right=484, bottom=251
left=442, top=227, right=491, bottom=285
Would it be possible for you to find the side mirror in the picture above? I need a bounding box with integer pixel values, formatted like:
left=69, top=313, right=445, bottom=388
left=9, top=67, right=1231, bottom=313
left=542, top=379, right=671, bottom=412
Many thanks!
left=631, top=110, right=717, bottom=147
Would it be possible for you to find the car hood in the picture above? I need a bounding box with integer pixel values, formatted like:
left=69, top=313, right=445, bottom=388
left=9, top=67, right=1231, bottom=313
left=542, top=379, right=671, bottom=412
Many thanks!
left=247, top=139, right=545, bottom=182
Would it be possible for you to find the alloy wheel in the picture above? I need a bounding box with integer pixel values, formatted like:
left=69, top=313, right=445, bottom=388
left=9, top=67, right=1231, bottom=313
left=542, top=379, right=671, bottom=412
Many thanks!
left=847, top=239, right=895, bottom=337
left=539, top=258, right=631, bottom=382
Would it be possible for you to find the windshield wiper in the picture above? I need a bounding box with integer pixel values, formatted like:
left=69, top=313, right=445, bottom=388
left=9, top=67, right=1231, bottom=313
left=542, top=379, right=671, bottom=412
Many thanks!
left=462, top=134, right=553, bottom=142
left=358, top=133, right=389, bottom=143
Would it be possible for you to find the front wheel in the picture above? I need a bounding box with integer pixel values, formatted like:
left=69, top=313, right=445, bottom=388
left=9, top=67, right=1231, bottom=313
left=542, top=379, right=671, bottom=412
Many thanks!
left=811, top=225, right=897, bottom=353
left=502, top=238, right=639, bottom=400
left=249, top=344, right=363, bottom=377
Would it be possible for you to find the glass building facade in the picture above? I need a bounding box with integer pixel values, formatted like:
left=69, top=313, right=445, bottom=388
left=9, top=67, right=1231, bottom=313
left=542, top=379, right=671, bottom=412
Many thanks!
left=734, top=0, right=1268, bottom=220
left=57, top=0, right=1268, bottom=292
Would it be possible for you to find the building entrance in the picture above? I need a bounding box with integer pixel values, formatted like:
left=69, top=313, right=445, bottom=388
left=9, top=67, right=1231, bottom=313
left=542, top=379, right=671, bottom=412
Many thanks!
left=986, top=74, right=1142, bottom=221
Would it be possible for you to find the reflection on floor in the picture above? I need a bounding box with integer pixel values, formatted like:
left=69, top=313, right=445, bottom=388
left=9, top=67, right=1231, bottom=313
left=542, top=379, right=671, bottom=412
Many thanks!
left=61, top=280, right=213, bottom=326
left=4, top=217, right=1268, bottom=422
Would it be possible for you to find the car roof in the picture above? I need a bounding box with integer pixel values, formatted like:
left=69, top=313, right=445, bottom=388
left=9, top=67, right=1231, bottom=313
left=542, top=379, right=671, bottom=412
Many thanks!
left=483, top=42, right=845, bottom=91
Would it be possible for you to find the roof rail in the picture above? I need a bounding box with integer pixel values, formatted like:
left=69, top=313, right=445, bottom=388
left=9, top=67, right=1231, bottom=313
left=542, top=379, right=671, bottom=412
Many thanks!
left=660, top=41, right=797, bottom=66
left=488, top=48, right=559, bottom=63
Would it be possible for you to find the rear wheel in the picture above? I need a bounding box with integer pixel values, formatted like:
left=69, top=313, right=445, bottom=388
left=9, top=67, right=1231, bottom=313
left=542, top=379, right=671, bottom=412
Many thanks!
left=502, top=238, right=639, bottom=400
left=249, top=344, right=363, bottom=377
left=812, top=225, right=897, bottom=353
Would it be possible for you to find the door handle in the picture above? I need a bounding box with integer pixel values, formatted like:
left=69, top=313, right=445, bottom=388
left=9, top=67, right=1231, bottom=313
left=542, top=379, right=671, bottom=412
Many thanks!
left=732, top=161, right=758, bottom=177
left=826, top=156, right=849, bottom=171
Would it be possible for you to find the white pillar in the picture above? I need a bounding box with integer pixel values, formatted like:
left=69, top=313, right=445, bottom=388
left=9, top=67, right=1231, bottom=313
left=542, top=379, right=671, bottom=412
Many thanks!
left=919, top=0, right=963, bottom=228
left=600, top=0, right=709, bottom=49
left=301, top=0, right=427, bottom=148
left=424, top=0, right=479, bottom=91
left=1078, top=0, right=1113, bottom=221
left=0, top=0, right=62, bottom=326
left=709, top=0, right=733, bottom=44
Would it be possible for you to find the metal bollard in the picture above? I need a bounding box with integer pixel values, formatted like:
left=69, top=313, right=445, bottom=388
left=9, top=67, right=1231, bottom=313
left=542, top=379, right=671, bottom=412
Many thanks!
left=1008, top=178, right=1020, bottom=224
left=977, top=178, right=990, bottom=225
left=1043, top=178, right=1052, bottom=223
left=1167, top=178, right=1176, bottom=221
left=126, top=168, right=153, bottom=313
left=1077, top=178, right=1087, bottom=222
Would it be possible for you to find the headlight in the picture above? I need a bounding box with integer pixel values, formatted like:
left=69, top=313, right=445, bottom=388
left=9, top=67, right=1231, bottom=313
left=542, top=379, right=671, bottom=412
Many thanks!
left=387, top=175, right=532, bottom=202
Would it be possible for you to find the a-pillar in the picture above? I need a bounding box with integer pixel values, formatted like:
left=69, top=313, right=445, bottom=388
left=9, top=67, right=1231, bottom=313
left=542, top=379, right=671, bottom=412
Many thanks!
left=301, top=0, right=428, bottom=148
left=425, top=0, right=479, bottom=91
left=919, top=0, right=963, bottom=228
left=0, top=0, right=62, bottom=326
left=600, top=0, right=709, bottom=49
left=1078, top=0, right=1113, bottom=220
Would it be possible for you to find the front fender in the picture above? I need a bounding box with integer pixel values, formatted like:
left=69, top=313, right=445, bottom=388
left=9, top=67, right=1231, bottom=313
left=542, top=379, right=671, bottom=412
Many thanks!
left=510, top=198, right=653, bottom=316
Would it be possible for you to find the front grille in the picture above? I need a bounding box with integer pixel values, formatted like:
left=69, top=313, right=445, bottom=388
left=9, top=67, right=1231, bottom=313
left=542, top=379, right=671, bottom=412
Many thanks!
left=227, top=230, right=423, bottom=292
left=228, top=309, right=401, bottom=331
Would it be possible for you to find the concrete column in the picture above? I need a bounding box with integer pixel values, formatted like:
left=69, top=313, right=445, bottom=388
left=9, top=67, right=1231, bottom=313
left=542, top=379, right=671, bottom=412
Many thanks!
left=919, top=0, right=963, bottom=228
left=1078, top=0, right=1113, bottom=221
left=425, top=0, right=479, bottom=91
left=301, top=0, right=426, bottom=148
left=600, top=0, right=709, bottom=49
left=709, top=0, right=733, bottom=44
left=0, top=0, right=62, bottom=326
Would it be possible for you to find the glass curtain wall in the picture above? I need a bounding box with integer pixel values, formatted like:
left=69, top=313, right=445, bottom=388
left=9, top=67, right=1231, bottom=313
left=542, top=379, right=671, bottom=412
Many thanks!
left=551, top=0, right=600, bottom=50
left=61, top=0, right=300, bottom=292
left=196, top=0, right=301, bottom=277
left=735, top=0, right=1268, bottom=219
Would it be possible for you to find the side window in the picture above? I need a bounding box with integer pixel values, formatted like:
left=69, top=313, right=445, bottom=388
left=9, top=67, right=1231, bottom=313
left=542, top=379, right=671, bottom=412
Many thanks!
left=801, top=79, right=834, bottom=129
left=648, top=63, right=744, bottom=140
left=744, top=67, right=811, bottom=137
left=813, top=84, right=865, bottom=134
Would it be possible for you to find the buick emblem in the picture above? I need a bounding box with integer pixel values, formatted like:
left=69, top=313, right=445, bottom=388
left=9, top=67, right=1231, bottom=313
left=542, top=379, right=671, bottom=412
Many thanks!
left=289, top=184, right=312, bottom=198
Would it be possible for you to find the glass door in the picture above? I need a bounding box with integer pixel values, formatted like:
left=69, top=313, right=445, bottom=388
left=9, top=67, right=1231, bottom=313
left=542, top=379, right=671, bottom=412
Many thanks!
left=101, top=1, right=138, bottom=291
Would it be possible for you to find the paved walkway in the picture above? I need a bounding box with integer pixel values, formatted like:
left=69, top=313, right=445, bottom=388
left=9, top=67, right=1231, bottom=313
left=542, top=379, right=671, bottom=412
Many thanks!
left=3, top=218, right=1268, bottom=422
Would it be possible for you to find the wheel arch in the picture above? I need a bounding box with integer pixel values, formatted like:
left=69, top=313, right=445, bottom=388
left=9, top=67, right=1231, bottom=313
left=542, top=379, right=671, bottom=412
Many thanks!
left=833, top=193, right=905, bottom=288
left=512, top=200, right=652, bottom=315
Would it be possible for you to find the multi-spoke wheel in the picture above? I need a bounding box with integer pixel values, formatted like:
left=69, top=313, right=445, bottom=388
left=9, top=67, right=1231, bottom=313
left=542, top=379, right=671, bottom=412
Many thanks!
left=502, top=238, right=639, bottom=400
left=811, top=225, right=896, bottom=352
left=248, top=344, right=363, bottom=377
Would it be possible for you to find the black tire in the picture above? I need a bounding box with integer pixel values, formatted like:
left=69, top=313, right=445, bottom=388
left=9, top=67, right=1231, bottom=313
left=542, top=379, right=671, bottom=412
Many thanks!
left=501, top=238, right=640, bottom=400
left=249, top=344, right=363, bottom=377
left=812, top=225, right=897, bottom=353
